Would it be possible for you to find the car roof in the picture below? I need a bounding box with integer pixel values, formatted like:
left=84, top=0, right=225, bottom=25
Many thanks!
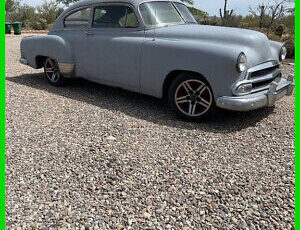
left=50, top=0, right=185, bottom=31
left=67, top=0, right=183, bottom=10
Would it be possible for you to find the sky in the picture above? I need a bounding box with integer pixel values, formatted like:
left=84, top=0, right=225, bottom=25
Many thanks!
left=22, top=0, right=294, bottom=16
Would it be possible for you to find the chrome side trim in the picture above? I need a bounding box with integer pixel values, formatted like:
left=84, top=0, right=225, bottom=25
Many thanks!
left=58, top=63, right=75, bottom=77
left=217, top=73, right=294, bottom=112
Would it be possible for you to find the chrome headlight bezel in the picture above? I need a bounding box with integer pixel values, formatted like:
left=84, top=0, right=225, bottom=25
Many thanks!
left=279, top=46, right=287, bottom=61
left=236, top=52, right=247, bottom=72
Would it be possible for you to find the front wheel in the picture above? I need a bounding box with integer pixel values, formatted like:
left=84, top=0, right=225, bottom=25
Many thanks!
left=44, top=57, right=65, bottom=86
left=168, top=73, right=216, bottom=121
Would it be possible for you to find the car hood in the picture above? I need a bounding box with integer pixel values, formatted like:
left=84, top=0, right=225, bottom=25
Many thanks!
left=152, top=24, right=278, bottom=66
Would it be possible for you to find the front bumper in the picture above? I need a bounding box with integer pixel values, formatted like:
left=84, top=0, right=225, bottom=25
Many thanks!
left=216, top=74, right=294, bottom=111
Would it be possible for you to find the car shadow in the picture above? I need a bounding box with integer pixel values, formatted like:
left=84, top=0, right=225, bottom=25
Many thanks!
left=7, top=73, right=275, bottom=133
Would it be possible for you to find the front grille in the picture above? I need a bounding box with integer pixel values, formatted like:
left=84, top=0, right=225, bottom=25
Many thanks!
left=247, top=63, right=281, bottom=93
left=233, top=61, right=282, bottom=96
left=252, top=76, right=278, bottom=89
left=249, top=65, right=279, bottom=79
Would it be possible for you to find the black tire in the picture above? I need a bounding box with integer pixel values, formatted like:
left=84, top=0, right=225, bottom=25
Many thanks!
left=168, top=73, right=216, bottom=121
left=44, top=57, right=65, bottom=86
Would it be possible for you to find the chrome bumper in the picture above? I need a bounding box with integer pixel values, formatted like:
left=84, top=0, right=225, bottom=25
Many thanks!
left=216, top=74, right=294, bottom=111
left=19, top=57, right=28, bottom=65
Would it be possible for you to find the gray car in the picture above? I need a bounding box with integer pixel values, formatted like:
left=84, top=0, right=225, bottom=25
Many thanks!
left=20, top=0, right=295, bottom=120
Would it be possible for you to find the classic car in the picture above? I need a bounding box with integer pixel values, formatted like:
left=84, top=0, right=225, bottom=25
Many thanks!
left=20, top=0, right=295, bottom=120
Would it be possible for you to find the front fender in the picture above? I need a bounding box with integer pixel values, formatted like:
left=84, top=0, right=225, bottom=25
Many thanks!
left=141, top=39, right=241, bottom=99
left=270, top=40, right=283, bottom=61
left=20, top=35, right=74, bottom=69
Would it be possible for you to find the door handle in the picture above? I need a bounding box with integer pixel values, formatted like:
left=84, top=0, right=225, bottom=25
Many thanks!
left=85, top=31, right=94, bottom=36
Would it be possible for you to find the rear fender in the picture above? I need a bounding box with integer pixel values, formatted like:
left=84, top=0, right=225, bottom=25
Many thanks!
left=20, top=35, right=75, bottom=76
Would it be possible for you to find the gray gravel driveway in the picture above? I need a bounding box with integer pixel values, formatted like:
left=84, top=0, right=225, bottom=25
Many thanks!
left=6, top=35, right=295, bottom=229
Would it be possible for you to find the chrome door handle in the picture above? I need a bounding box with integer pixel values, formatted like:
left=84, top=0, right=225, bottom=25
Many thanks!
left=85, top=31, right=94, bottom=36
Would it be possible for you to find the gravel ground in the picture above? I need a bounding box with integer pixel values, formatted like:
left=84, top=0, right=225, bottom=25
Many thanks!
left=6, top=35, right=295, bottom=229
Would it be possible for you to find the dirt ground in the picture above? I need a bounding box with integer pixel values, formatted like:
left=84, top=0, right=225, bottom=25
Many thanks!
left=5, top=34, right=295, bottom=229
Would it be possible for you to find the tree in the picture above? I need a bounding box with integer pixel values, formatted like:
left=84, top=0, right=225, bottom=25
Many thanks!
left=249, top=0, right=291, bottom=33
left=180, top=0, right=194, bottom=5
left=18, top=4, right=37, bottom=27
left=286, top=0, right=295, bottom=14
left=56, top=0, right=79, bottom=6
left=266, top=0, right=286, bottom=33
left=249, top=3, right=268, bottom=28
left=5, top=0, right=20, bottom=13
left=188, top=7, right=208, bottom=24
left=37, top=0, right=64, bottom=25
left=219, top=0, right=234, bottom=26
left=5, top=0, right=20, bottom=21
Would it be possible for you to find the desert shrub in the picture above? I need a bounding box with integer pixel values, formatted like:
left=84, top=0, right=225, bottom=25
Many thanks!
left=274, top=24, right=284, bottom=37
left=283, top=36, right=295, bottom=58
left=201, top=16, right=219, bottom=26
left=223, top=15, right=243, bottom=28
left=37, top=1, right=64, bottom=25
left=277, top=14, right=295, bottom=34
left=30, top=18, right=48, bottom=30
left=267, top=33, right=281, bottom=42
left=5, top=0, right=64, bottom=30
left=241, top=15, right=260, bottom=28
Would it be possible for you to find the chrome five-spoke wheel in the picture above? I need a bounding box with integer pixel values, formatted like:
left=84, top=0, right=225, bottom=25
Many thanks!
left=175, top=79, right=212, bottom=116
left=168, top=74, right=215, bottom=120
left=44, top=57, right=65, bottom=86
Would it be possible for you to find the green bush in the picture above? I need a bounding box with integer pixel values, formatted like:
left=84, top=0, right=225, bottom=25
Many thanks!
left=283, top=36, right=295, bottom=59
left=30, top=18, right=48, bottom=30
left=275, top=24, right=284, bottom=37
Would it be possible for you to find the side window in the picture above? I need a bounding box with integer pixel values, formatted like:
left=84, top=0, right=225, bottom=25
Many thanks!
left=125, top=7, right=139, bottom=28
left=93, top=5, right=139, bottom=28
left=64, top=8, right=91, bottom=28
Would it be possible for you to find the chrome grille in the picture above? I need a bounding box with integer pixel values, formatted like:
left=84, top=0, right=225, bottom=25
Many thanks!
left=249, top=65, right=280, bottom=79
left=252, top=75, right=280, bottom=89
left=247, top=61, right=281, bottom=93
left=232, top=61, right=282, bottom=96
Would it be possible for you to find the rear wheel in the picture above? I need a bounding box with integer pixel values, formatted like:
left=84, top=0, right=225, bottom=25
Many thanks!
left=44, top=57, right=65, bottom=86
left=168, top=73, right=216, bottom=121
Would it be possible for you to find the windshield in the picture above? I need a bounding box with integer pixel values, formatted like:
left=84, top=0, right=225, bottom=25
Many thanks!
left=174, top=2, right=197, bottom=24
left=139, top=2, right=185, bottom=26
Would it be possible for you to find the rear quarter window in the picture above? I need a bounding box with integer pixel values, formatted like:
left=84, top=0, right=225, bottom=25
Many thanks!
left=64, top=8, right=91, bottom=28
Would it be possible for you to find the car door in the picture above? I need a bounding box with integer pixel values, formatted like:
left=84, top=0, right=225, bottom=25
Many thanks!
left=83, top=3, right=145, bottom=92
left=64, top=6, right=93, bottom=78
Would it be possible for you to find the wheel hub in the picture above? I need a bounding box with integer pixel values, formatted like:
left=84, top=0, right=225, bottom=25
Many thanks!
left=190, top=94, right=197, bottom=101
left=45, top=58, right=60, bottom=83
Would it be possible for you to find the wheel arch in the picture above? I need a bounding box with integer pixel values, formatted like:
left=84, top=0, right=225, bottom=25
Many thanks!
left=35, top=55, right=48, bottom=69
left=162, top=70, right=211, bottom=99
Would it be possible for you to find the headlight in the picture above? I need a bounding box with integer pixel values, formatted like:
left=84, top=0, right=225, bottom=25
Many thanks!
left=280, top=46, right=287, bottom=61
left=236, top=53, right=247, bottom=72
